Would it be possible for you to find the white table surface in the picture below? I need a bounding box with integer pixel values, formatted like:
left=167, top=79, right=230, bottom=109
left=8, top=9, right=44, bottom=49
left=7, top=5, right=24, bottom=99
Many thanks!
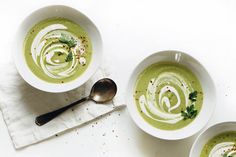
left=1, top=0, right=236, bottom=156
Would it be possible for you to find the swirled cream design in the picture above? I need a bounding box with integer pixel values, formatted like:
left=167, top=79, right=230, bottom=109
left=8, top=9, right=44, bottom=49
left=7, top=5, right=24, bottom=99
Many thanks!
left=201, top=132, right=236, bottom=157
left=208, top=142, right=236, bottom=157
left=31, top=24, right=86, bottom=79
left=139, top=72, right=194, bottom=124
left=134, top=62, right=203, bottom=130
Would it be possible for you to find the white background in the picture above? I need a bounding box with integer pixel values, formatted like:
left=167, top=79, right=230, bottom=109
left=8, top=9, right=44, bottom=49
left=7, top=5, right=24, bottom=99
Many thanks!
left=0, top=0, right=236, bottom=156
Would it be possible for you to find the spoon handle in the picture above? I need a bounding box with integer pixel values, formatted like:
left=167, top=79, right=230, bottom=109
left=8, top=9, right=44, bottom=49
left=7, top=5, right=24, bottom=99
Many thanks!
left=35, top=97, right=89, bottom=126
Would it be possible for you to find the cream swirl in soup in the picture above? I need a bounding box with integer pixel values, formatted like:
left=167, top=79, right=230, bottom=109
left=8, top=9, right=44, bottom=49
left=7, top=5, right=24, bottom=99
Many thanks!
left=24, top=17, right=92, bottom=83
left=134, top=62, right=203, bottom=130
left=201, top=132, right=236, bottom=157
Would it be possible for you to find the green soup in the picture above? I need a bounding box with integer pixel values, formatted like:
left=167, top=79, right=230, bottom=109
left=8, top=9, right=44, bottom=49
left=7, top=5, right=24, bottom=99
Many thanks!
left=200, top=132, right=236, bottom=157
left=24, top=17, right=92, bottom=83
left=134, top=62, right=203, bottom=130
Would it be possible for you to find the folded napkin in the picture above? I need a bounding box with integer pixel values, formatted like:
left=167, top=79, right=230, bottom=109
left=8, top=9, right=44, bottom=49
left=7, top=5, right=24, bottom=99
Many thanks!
left=0, top=62, right=125, bottom=149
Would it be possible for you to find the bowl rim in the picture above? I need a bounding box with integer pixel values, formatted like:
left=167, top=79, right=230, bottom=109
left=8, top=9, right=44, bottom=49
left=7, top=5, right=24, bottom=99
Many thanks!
left=125, top=50, right=216, bottom=140
left=13, top=4, right=103, bottom=93
left=189, top=121, right=236, bottom=157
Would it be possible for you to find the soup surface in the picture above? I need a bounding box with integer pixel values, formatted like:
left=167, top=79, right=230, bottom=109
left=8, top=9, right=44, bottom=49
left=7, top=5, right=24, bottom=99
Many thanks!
left=24, top=17, right=92, bottom=83
left=134, top=62, right=203, bottom=130
left=200, top=131, right=236, bottom=157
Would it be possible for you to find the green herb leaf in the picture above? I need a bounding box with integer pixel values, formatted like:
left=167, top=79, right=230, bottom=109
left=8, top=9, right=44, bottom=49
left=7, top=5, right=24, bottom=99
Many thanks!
left=223, top=153, right=232, bottom=157
left=181, top=111, right=188, bottom=120
left=181, top=105, right=198, bottom=120
left=189, top=91, right=198, bottom=102
left=59, top=34, right=76, bottom=48
left=65, top=52, right=73, bottom=62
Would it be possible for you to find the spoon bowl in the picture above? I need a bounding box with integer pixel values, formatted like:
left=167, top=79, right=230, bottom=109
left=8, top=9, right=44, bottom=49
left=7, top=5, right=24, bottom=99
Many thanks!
left=90, top=78, right=117, bottom=103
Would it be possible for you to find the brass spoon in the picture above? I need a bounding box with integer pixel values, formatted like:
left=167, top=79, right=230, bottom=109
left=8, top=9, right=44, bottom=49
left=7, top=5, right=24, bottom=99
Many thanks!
left=35, top=78, right=117, bottom=126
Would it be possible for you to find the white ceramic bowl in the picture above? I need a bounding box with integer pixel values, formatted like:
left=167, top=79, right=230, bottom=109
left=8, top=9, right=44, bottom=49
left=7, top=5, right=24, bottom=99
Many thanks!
left=190, top=122, right=236, bottom=157
left=14, top=5, right=102, bottom=93
left=126, top=50, right=216, bottom=140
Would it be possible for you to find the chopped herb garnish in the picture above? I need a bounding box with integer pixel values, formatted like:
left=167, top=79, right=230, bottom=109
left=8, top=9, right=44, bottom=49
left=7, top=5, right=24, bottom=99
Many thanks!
left=181, top=91, right=199, bottom=120
left=59, top=34, right=76, bottom=48
left=223, top=153, right=232, bottom=157
left=189, top=91, right=198, bottom=102
left=65, top=52, right=73, bottom=62
left=181, top=105, right=198, bottom=120
left=222, top=144, right=236, bottom=157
